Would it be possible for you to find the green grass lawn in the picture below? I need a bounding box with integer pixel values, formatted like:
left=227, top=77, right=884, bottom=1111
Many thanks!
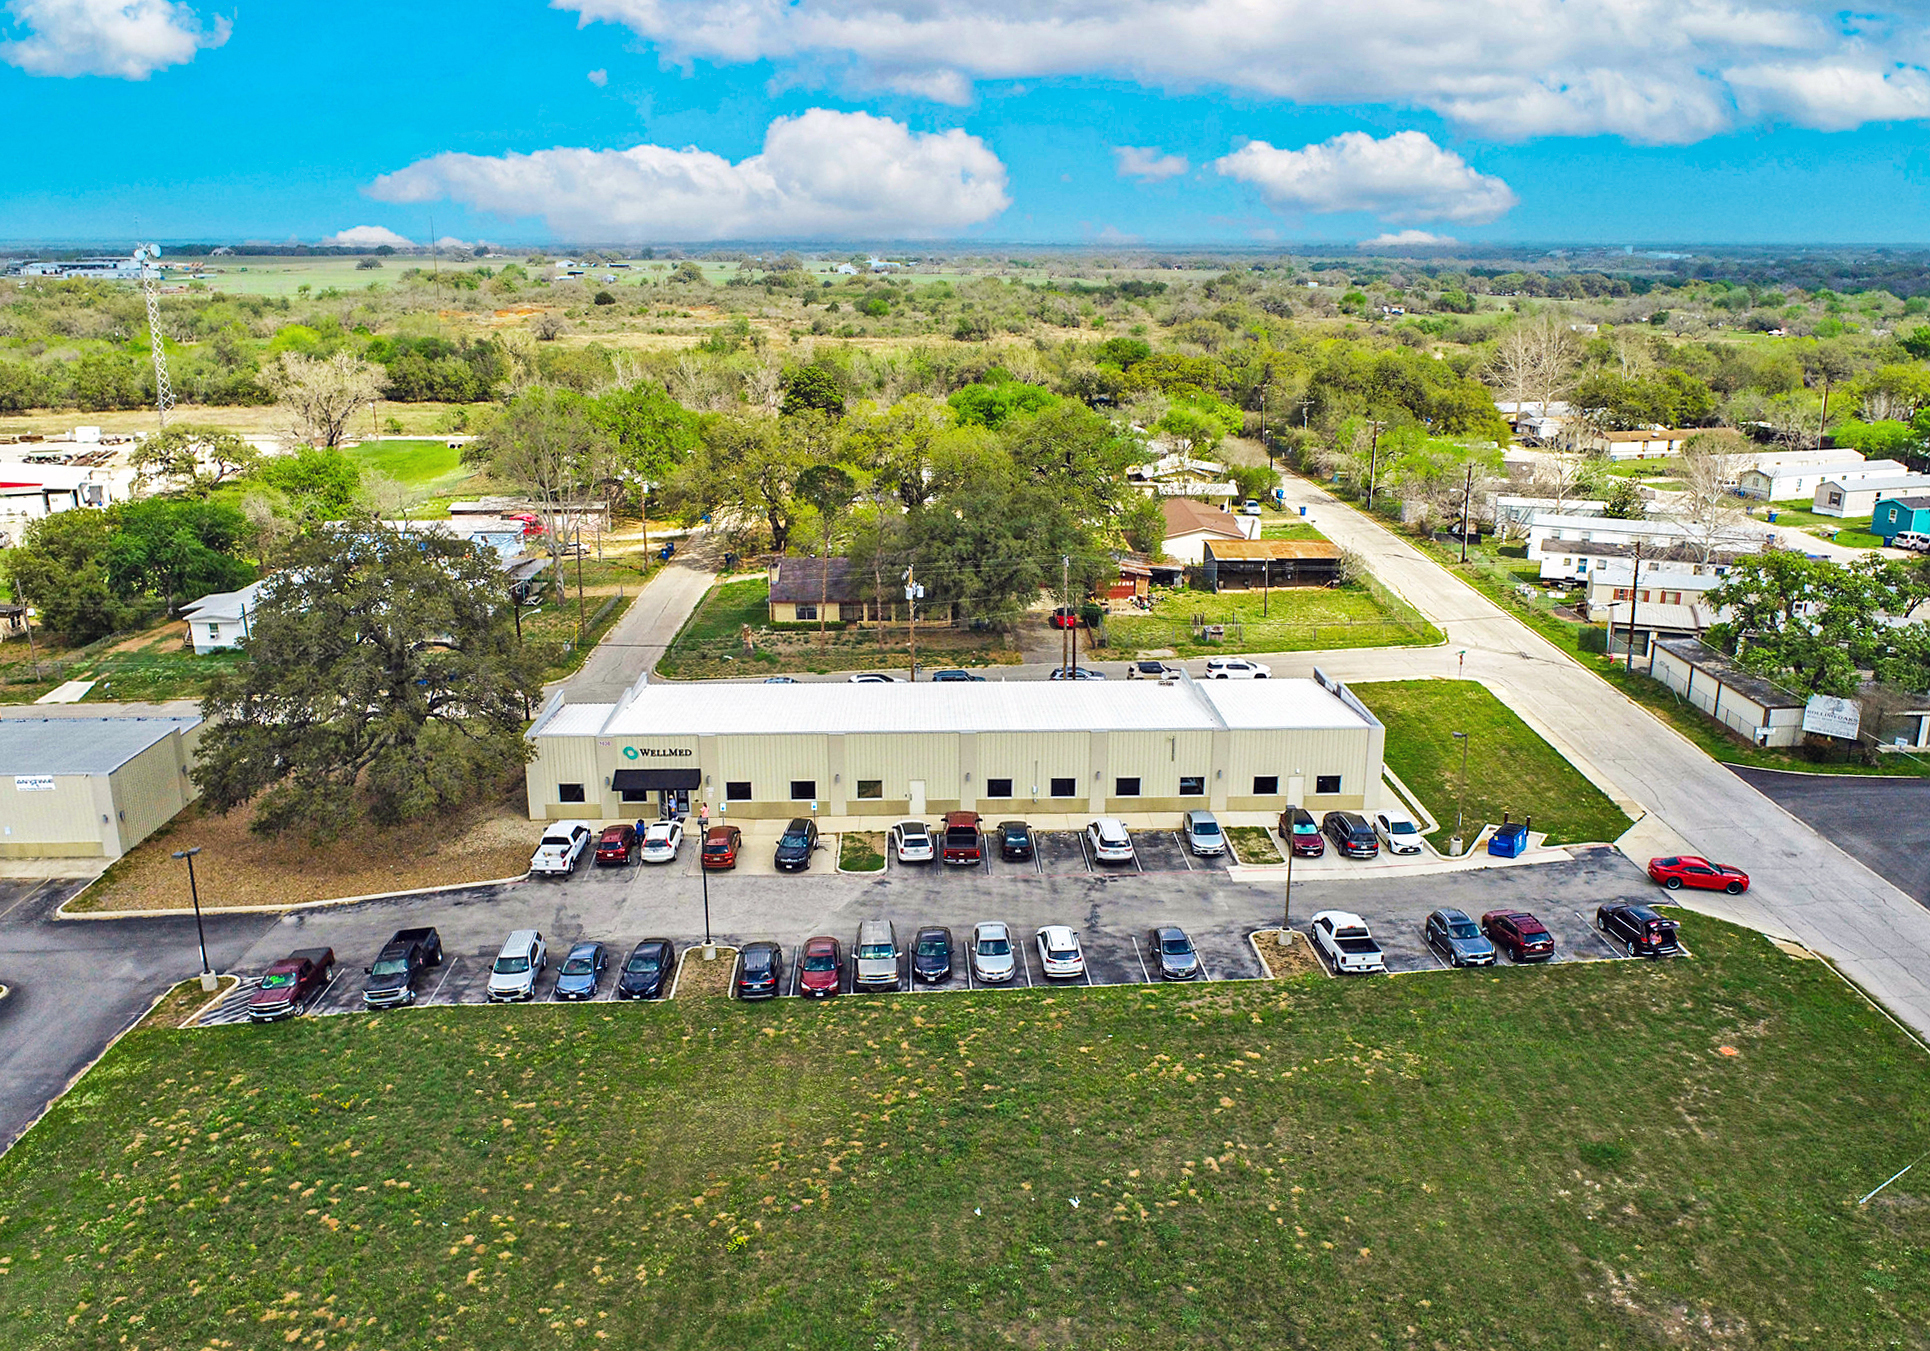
left=1759, top=502, right=1889, bottom=551
left=1259, top=522, right=1330, bottom=542
left=1357, top=678, right=1634, bottom=845
left=2, top=916, right=1926, bottom=1349
left=345, top=438, right=478, bottom=497
left=1103, top=583, right=1440, bottom=657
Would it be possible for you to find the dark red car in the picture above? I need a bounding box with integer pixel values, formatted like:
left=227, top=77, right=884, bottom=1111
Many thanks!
left=1277, top=806, right=1326, bottom=857
left=1480, top=910, right=1555, bottom=963
left=702, top=825, right=742, bottom=870
left=798, top=936, right=843, bottom=998
left=1647, top=855, right=1749, bottom=895
left=594, top=824, right=637, bottom=866
left=941, top=811, right=983, bottom=865
left=248, top=947, right=335, bottom=1022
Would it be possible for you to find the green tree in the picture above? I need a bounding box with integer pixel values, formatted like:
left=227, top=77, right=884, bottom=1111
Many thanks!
left=128, top=424, right=260, bottom=495
left=468, top=387, right=615, bottom=550
left=193, top=524, right=544, bottom=842
left=4, top=510, right=136, bottom=643
left=107, top=498, right=255, bottom=617
left=250, top=446, right=363, bottom=520
left=947, top=379, right=1058, bottom=430
left=1603, top=476, right=1647, bottom=519
left=1708, top=552, right=1929, bottom=696
left=670, top=411, right=825, bottom=553
left=782, top=364, right=846, bottom=418
left=590, top=384, right=702, bottom=508
left=1900, top=326, right=1930, bottom=361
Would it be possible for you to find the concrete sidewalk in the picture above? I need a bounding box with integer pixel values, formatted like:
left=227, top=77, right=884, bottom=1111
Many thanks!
left=1272, top=470, right=1930, bottom=1038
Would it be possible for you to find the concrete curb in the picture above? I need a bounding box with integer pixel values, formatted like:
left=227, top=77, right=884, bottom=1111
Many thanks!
left=180, top=975, right=241, bottom=1028
left=832, top=831, right=887, bottom=876
left=668, top=943, right=739, bottom=1000
left=55, top=872, right=533, bottom=922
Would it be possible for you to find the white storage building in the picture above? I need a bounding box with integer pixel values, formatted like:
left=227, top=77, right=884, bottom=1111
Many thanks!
left=0, top=716, right=202, bottom=859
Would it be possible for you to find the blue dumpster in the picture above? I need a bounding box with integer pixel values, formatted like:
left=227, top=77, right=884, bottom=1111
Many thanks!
left=1488, top=821, right=1529, bottom=858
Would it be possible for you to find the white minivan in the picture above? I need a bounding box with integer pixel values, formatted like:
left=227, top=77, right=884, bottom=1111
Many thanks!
left=489, top=930, right=547, bottom=1002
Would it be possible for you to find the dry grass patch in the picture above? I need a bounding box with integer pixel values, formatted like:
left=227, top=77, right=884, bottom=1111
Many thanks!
left=673, top=945, right=741, bottom=999
left=68, top=793, right=535, bottom=913
left=132, top=976, right=238, bottom=1031
left=1249, top=928, right=1322, bottom=979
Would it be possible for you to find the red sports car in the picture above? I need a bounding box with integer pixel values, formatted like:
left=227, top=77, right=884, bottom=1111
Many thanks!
left=798, top=936, right=843, bottom=999
left=1647, top=855, right=1749, bottom=895
left=1479, top=910, right=1555, bottom=963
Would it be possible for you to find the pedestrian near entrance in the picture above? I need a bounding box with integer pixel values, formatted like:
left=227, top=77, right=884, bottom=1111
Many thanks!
left=698, top=803, right=710, bottom=832
left=635, top=819, right=647, bottom=865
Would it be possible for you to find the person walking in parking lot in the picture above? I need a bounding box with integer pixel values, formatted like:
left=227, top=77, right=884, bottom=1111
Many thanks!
left=634, top=818, right=647, bottom=866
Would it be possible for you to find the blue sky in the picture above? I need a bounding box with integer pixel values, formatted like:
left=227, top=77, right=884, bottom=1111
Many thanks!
left=4, top=0, right=1930, bottom=246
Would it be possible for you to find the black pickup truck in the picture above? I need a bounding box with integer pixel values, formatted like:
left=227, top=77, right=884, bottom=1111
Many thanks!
left=363, top=927, right=443, bottom=1009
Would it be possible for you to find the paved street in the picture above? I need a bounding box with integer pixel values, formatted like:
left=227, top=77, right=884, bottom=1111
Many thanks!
left=560, top=541, right=717, bottom=702
left=1267, top=474, right=1930, bottom=1038
left=1729, top=767, right=1930, bottom=907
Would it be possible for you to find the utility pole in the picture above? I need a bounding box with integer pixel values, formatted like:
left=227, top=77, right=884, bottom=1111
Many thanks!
left=1451, top=731, right=1470, bottom=849
left=19, top=585, right=39, bottom=681
left=1625, top=537, right=1643, bottom=672
left=1460, top=462, right=1476, bottom=564
left=1262, top=557, right=1270, bottom=618
left=574, top=522, right=587, bottom=645
left=1365, top=419, right=1385, bottom=511
left=903, top=565, right=924, bottom=680
left=1061, top=554, right=1071, bottom=674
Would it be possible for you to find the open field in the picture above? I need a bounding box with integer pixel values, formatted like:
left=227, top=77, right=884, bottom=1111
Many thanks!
left=1762, top=501, right=1892, bottom=550
left=1358, top=678, right=1635, bottom=845
left=0, top=915, right=1925, bottom=1348
left=345, top=438, right=477, bottom=498
left=658, top=578, right=1018, bottom=678
left=1102, top=581, right=1440, bottom=658
left=66, top=791, right=535, bottom=913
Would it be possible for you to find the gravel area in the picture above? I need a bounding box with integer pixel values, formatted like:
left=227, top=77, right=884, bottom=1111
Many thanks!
left=67, top=796, right=535, bottom=913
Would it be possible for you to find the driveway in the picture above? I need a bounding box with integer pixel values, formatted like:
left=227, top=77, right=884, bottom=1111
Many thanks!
left=1267, top=472, right=1930, bottom=1038
left=559, top=541, right=717, bottom=703
left=0, top=880, right=280, bottom=1152
left=1729, top=768, right=1930, bottom=908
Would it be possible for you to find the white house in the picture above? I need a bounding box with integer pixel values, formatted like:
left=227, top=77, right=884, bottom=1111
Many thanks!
left=1492, top=495, right=1608, bottom=527
left=1812, top=474, right=1930, bottom=519
left=1525, top=513, right=1768, bottom=562
left=179, top=580, right=264, bottom=654
left=1494, top=400, right=1575, bottom=443
left=1568, top=428, right=1698, bottom=460
left=1161, top=498, right=1258, bottom=564
left=1737, top=458, right=1906, bottom=502
left=1537, top=539, right=1746, bottom=584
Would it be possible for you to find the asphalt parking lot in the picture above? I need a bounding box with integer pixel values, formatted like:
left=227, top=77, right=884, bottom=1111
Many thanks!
left=183, top=843, right=1661, bottom=1023
left=1730, top=766, right=1930, bottom=908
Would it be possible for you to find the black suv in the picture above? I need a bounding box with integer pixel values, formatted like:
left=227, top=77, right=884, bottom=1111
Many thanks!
left=775, top=817, right=820, bottom=871
left=615, top=938, right=676, bottom=1000
left=1596, top=903, right=1682, bottom=958
left=736, top=940, right=785, bottom=999
left=997, top=820, right=1034, bottom=861
left=1321, top=811, right=1380, bottom=859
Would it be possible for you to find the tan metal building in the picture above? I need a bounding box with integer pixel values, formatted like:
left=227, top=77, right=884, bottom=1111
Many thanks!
left=524, top=671, right=1384, bottom=825
left=0, top=716, right=203, bottom=859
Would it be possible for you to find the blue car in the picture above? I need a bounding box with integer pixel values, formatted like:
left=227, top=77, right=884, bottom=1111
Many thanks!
left=552, top=941, right=607, bottom=1000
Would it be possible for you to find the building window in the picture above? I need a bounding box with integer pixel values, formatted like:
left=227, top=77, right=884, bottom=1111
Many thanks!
left=855, top=779, right=883, bottom=800
left=1050, top=776, right=1077, bottom=798
left=621, top=785, right=651, bottom=802
left=206, top=623, right=221, bottom=640
left=558, top=783, right=586, bottom=803
left=1114, top=777, right=1141, bottom=797
left=795, top=604, right=818, bottom=621
left=790, top=780, right=817, bottom=801
left=1253, top=775, right=1279, bottom=796
left=1179, top=775, right=1205, bottom=796
left=985, top=778, right=1013, bottom=798
left=725, top=781, right=752, bottom=801
left=1314, top=774, right=1341, bottom=795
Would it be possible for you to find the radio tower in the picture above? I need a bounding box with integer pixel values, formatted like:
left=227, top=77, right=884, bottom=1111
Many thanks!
left=134, top=243, right=175, bottom=428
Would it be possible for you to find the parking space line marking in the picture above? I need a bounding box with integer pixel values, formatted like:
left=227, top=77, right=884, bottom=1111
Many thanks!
left=1573, top=911, right=1624, bottom=960
left=1014, top=924, right=1035, bottom=987
left=305, top=971, right=341, bottom=1015
left=425, top=956, right=461, bottom=1004
left=1175, top=835, right=1195, bottom=872
left=0, top=879, right=52, bottom=923
left=789, top=946, right=801, bottom=998
left=1133, top=940, right=1152, bottom=984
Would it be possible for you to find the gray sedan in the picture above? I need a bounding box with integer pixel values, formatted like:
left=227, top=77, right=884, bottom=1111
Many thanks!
left=1424, top=908, right=1496, bottom=967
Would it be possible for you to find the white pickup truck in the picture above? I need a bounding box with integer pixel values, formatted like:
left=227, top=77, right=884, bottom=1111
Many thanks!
left=1310, top=910, right=1387, bottom=975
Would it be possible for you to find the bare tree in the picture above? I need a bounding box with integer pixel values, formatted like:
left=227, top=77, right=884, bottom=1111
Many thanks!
left=468, top=389, right=616, bottom=556
left=1527, top=454, right=1601, bottom=517
left=1671, top=430, right=1750, bottom=562
left=743, top=359, right=784, bottom=413
left=1485, top=314, right=1580, bottom=415
left=262, top=351, right=384, bottom=449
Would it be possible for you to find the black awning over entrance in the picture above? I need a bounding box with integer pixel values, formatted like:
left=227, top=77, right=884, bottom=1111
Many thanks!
left=612, top=768, right=701, bottom=792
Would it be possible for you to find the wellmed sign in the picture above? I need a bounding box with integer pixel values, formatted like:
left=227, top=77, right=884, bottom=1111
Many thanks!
left=621, top=746, right=693, bottom=760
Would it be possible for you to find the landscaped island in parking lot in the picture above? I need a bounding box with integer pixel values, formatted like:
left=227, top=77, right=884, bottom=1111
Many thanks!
left=0, top=916, right=1924, bottom=1347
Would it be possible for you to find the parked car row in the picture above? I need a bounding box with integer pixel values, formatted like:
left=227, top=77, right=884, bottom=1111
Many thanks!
left=735, top=920, right=1209, bottom=998
left=1311, top=899, right=1685, bottom=978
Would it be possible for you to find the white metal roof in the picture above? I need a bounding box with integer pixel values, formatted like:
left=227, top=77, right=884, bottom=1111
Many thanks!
left=535, top=676, right=1370, bottom=739
left=0, top=716, right=199, bottom=775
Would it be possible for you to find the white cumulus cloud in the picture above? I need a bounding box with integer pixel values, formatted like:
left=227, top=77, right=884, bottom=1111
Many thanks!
left=322, top=225, right=415, bottom=250
left=555, top=0, right=1930, bottom=143
left=368, top=109, right=1010, bottom=240
left=1215, top=131, right=1517, bottom=224
left=586, top=66, right=607, bottom=85
left=1112, top=145, right=1188, bottom=182
left=1359, top=229, right=1458, bottom=247
left=1, top=0, right=228, bottom=79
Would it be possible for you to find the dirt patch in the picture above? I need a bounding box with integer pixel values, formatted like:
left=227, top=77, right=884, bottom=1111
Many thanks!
left=1227, top=826, right=1283, bottom=865
left=134, top=976, right=239, bottom=1030
left=101, top=621, right=187, bottom=658
left=68, top=793, right=534, bottom=914
left=1250, top=929, right=1322, bottom=980
left=839, top=831, right=885, bottom=872
left=674, top=946, right=741, bottom=1000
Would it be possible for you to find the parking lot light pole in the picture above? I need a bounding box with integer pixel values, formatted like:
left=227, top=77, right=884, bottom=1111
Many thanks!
left=699, top=855, right=713, bottom=949
left=171, top=847, right=215, bottom=991
left=1281, top=811, right=1296, bottom=942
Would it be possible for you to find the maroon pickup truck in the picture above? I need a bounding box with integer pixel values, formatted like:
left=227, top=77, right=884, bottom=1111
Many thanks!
left=941, top=811, right=983, bottom=866
left=248, top=947, right=335, bottom=1022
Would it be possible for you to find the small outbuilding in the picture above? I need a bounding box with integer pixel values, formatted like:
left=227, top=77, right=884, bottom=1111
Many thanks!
left=1199, top=538, right=1342, bottom=590
left=1647, top=638, right=1805, bottom=747
left=0, top=716, right=202, bottom=859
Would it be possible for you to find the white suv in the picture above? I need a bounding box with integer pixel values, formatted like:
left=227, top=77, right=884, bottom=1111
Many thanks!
left=1893, top=531, right=1930, bottom=553
left=1086, top=818, right=1136, bottom=865
left=1205, top=657, right=1271, bottom=679
left=890, top=821, right=935, bottom=863
left=488, top=930, right=546, bottom=1002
